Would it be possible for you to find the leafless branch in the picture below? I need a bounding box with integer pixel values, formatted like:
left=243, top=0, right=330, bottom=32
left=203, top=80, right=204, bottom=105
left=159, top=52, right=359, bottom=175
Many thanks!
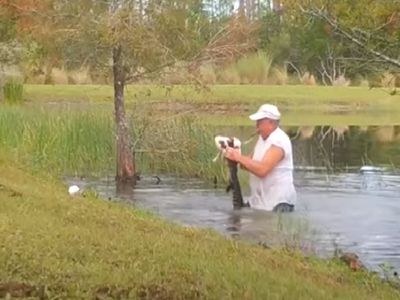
left=299, top=6, right=400, bottom=69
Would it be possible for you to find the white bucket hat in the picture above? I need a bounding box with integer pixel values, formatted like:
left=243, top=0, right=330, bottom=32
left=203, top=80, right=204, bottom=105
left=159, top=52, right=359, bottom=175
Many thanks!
left=249, top=104, right=281, bottom=121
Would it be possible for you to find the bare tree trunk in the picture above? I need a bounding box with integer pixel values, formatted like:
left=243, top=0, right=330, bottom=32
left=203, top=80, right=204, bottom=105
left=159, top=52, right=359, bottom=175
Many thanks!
left=255, top=0, right=261, bottom=19
left=138, top=0, right=143, bottom=21
left=245, top=0, right=251, bottom=19
left=44, top=63, right=53, bottom=84
left=113, top=45, right=136, bottom=185
left=44, top=56, right=58, bottom=84
left=239, top=0, right=245, bottom=15
left=272, top=0, right=281, bottom=12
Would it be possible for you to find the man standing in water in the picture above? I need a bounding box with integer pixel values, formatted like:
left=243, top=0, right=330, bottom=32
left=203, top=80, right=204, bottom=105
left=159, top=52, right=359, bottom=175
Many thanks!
left=224, top=104, right=296, bottom=212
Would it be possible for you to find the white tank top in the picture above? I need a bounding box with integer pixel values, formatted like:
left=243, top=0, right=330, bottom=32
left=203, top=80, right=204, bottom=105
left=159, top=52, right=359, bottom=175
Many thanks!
left=248, top=127, right=296, bottom=211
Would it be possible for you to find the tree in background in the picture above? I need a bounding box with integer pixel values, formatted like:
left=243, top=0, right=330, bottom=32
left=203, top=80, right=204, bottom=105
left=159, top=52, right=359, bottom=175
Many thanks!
left=1, top=0, right=257, bottom=184
left=280, top=0, right=400, bottom=82
left=3, top=0, right=398, bottom=86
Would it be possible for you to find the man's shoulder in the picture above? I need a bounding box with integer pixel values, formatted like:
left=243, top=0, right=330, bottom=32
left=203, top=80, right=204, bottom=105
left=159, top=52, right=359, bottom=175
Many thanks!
left=271, top=127, right=290, bottom=140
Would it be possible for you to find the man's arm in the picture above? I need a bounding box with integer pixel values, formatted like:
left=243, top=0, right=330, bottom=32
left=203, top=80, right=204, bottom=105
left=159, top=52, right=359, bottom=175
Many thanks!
left=225, top=146, right=284, bottom=178
left=239, top=152, right=253, bottom=171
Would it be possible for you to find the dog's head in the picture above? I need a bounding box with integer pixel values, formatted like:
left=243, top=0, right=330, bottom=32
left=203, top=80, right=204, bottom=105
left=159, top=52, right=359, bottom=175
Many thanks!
left=214, top=135, right=241, bottom=151
left=212, top=136, right=241, bottom=162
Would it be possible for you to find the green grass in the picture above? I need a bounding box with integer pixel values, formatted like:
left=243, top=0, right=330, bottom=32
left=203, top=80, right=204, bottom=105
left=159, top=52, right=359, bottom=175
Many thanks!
left=23, top=84, right=400, bottom=126
left=0, top=106, right=115, bottom=176
left=235, top=51, right=273, bottom=83
left=1, top=101, right=399, bottom=187
left=24, top=84, right=400, bottom=105
left=2, top=80, right=24, bottom=104
left=0, top=158, right=399, bottom=299
left=0, top=105, right=236, bottom=183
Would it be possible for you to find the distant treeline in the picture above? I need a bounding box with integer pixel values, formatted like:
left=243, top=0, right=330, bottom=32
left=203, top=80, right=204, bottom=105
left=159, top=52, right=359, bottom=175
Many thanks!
left=1, top=0, right=399, bottom=87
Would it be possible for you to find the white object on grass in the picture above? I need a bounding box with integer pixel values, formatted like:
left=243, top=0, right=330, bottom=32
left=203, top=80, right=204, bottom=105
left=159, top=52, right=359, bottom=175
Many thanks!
left=68, top=185, right=80, bottom=196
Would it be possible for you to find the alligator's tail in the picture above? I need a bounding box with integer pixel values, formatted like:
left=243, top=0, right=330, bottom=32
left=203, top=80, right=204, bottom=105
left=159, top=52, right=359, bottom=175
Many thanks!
left=227, top=159, right=247, bottom=209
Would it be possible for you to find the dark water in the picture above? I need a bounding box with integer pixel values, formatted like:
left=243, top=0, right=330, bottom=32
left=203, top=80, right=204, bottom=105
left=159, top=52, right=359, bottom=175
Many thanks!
left=67, top=126, right=400, bottom=273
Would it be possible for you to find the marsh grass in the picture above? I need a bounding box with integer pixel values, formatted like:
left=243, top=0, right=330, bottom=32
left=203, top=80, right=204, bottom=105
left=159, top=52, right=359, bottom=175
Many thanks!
left=235, top=51, right=273, bottom=84
left=0, top=106, right=115, bottom=176
left=0, top=105, right=236, bottom=184
left=8, top=101, right=394, bottom=190
left=129, top=105, right=238, bottom=184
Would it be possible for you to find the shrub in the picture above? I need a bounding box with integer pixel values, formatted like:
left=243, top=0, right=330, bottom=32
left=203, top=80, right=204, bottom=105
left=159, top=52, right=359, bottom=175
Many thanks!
left=217, top=66, right=241, bottom=84
left=3, top=79, right=24, bottom=104
left=359, top=80, right=370, bottom=88
left=381, top=72, right=396, bottom=88
left=269, top=66, right=288, bottom=85
left=51, top=68, right=69, bottom=84
left=300, top=72, right=317, bottom=85
left=198, top=65, right=217, bottom=85
left=235, top=51, right=273, bottom=84
left=67, top=68, right=92, bottom=84
left=332, top=75, right=350, bottom=86
left=162, top=63, right=190, bottom=85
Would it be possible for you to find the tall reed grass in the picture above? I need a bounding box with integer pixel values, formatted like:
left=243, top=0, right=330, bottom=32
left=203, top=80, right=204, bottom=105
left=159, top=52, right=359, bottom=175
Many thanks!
left=235, top=51, right=273, bottom=84
left=2, top=79, right=24, bottom=104
left=134, top=116, right=228, bottom=182
left=129, top=103, right=244, bottom=184
left=0, top=105, right=238, bottom=185
left=0, top=106, right=115, bottom=176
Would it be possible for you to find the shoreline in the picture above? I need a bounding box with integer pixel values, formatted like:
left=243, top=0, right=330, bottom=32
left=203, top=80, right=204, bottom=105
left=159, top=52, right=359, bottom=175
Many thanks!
left=1, top=158, right=399, bottom=299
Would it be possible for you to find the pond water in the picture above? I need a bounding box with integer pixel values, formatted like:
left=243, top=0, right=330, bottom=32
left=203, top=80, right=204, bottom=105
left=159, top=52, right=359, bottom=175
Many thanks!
left=67, top=125, right=400, bottom=273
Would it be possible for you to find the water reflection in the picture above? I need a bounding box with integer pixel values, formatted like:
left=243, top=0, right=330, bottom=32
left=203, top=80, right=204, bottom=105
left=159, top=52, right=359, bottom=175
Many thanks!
left=226, top=212, right=242, bottom=233
left=286, top=125, right=400, bottom=171
left=360, top=167, right=385, bottom=190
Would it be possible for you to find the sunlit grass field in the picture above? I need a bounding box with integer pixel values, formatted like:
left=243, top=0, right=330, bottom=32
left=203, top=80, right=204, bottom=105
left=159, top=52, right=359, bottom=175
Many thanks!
left=24, top=84, right=399, bottom=105
left=24, top=84, right=400, bottom=103
left=23, top=84, right=400, bottom=126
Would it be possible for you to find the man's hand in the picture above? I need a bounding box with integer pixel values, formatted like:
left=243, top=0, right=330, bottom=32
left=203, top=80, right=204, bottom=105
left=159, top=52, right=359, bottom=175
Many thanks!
left=223, top=146, right=242, bottom=162
left=225, top=145, right=284, bottom=178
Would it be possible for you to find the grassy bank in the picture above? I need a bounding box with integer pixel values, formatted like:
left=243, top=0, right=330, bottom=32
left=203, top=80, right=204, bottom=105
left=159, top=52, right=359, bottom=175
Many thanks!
left=24, top=84, right=400, bottom=108
left=23, top=84, right=400, bottom=126
left=0, top=158, right=399, bottom=299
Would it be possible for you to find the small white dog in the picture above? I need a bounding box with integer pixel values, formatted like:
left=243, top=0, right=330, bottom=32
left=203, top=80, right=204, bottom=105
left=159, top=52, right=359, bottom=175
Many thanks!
left=213, top=135, right=241, bottom=162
